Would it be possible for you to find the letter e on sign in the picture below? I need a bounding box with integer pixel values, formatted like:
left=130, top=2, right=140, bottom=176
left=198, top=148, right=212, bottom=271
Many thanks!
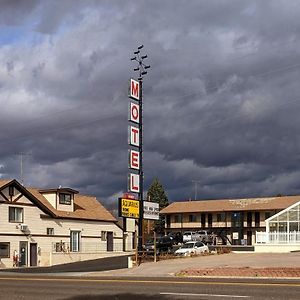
left=129, top=150, right=140, bottom=170
left=130, top=102, right=139, bottom=124
left=129, top=79, right=140, bottom=100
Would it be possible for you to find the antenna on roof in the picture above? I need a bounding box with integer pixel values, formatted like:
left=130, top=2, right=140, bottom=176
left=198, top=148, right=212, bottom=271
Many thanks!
left=191, top=180, right=201, bottom=200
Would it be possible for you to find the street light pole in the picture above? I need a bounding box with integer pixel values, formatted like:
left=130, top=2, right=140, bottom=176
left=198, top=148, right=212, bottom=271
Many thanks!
left=131, top=45, right=150, bottom=252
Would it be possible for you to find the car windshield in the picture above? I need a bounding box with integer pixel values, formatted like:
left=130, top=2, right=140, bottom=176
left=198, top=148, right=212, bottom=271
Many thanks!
left=181, top=243, right=195, bottom=249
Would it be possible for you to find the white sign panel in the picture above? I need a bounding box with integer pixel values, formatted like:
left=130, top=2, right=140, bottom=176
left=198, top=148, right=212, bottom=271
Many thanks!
left=129, top=79, right=140, bottom=100
left=126, top=218, right=136, bottom=232
left=129, top=149, right=140, bottom=170
left=129, top=126, right=139, bottom=147
left=129, top=173, right=140, bottom=193
left=129, top=102, right=140, bottom=124
left=143, top=201, right=159, bottom=220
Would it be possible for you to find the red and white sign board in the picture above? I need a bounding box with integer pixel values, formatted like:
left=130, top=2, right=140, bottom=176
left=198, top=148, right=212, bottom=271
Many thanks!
left=129, top=102, right=140, bottom=124
left=129, top=126, right=139, bottom=147
left=129, top=149, right=140, bottom=170
left=129, top=79, right=140, bottom=100
left=129, top=173, right=140, bottom=193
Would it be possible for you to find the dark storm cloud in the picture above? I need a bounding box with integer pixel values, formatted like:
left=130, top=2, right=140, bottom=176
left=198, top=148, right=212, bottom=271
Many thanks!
left=1, top=1, right=300, bottom=209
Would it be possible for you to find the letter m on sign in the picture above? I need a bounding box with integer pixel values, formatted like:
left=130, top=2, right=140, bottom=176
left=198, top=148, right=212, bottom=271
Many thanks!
left=129, top=79, right=140, bottom=100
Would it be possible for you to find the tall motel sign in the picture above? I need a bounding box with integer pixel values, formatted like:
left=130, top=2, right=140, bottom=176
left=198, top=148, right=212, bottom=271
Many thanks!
left=118, top=47, right=159, bottom=251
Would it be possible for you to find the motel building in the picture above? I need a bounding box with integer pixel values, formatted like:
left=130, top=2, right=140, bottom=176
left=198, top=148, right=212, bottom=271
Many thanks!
left=0, top=179, right=133, bottom=269
left=160, top=195, right=300, bottom=252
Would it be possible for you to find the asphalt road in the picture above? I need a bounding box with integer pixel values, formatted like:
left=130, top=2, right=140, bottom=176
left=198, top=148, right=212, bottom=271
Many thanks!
left=0, top=275, right=299, bottom=300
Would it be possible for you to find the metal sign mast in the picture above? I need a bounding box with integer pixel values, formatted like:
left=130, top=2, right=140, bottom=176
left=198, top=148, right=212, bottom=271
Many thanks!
left=130, top=45, right=150, bottom=251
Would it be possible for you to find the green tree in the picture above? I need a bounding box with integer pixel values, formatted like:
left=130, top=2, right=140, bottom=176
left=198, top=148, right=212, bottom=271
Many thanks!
left=146, top=178, right=169, bottom=234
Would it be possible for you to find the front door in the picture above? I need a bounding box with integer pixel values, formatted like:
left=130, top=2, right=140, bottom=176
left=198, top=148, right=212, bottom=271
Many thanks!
left=30, top=243, right=37, bottom=266
left=19, top=241, right=28, bottom=267
left=106, top=232, right=113, bottom=251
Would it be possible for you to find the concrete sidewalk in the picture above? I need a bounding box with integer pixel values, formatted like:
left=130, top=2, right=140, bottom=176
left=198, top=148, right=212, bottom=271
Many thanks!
left=86, top=252, right=300, bottom=278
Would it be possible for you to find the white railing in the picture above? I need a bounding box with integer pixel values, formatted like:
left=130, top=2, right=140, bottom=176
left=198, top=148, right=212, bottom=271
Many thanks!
left=52, top=241, right=127, bottom=253
left=256, top=231, right=300, bottom=244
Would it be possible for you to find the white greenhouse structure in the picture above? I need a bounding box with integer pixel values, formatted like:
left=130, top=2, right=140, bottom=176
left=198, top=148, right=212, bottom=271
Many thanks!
left=256, top=201, right=300, bottom=251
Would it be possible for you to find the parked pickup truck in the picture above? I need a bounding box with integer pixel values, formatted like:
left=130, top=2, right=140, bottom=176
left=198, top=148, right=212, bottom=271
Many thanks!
left=182, top=231, right=200, bottom=242
left=197, top=230, right=214, bottom=244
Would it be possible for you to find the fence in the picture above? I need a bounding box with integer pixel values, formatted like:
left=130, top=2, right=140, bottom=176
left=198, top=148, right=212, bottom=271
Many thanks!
left=52, top=241, right=130, bottom=253
left=256, top=231, right=300, bottom=244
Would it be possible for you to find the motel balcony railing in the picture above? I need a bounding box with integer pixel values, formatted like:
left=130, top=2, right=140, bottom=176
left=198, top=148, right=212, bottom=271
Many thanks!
left=256, top=231, right=300, bottom=244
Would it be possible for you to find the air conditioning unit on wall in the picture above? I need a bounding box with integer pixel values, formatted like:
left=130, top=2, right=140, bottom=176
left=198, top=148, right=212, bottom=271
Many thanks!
left=20, top=224, right=28, bottom=232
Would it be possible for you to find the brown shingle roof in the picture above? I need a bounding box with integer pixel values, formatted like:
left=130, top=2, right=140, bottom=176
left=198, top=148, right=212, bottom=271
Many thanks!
left=160, top=196, right=300, bottom=214
left=28, top=188, right=116, bottom=222
left=0, top=179, right=116, bottom=222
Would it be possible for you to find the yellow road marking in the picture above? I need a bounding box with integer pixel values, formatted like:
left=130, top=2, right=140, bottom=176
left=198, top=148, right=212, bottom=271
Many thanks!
left=0, top=277, right=299, bottom=287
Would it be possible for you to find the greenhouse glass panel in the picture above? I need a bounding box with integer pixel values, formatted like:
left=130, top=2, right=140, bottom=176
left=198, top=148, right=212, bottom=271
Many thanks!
left=289, top=210, right=298, bottom=221
left=269, top=222, right=277, bottom=232
left=278, top=222, right=287, bottom=232
left=289, top=222, right=299, bottom=232
left=278, top=212, right=288, bottom=221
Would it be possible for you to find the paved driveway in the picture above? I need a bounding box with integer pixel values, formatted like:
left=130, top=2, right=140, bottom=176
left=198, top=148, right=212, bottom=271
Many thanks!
left=88, top=252, right=300, bottom=277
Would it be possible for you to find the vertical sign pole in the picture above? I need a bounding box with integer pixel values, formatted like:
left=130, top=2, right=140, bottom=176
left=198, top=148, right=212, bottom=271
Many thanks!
left=130, top=45, right=150, bottom=253
left=138, top=79, right=143, bottom=252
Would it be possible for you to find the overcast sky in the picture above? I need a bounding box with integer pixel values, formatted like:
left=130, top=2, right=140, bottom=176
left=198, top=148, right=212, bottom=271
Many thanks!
left=1, top=0, right=300, bottom=210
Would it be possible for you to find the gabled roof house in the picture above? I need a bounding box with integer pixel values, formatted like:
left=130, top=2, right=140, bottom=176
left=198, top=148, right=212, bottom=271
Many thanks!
left=0, top=179, right=127, bottom=268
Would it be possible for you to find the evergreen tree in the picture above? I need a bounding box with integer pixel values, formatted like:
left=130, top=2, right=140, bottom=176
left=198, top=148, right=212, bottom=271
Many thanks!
left=146, top=178, right=169, bottom=234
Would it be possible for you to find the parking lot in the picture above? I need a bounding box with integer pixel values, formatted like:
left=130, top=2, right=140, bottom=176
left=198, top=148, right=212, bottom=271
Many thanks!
left=88, top=251, right=300, bottom=277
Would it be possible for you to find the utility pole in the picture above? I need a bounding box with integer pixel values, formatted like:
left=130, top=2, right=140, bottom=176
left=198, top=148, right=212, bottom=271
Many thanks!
left=192, top=180, right=201, bottom=200
left=16, top=152, right=31, bottom=185
left=131, top=45, right=150, bottom=252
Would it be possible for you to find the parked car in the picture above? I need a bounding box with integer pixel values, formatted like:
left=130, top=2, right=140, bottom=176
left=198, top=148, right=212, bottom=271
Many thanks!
left=143, top=236, right=173, bottom=254
left=182, top=231, right=200, bottom=242
left=175, top=241, right=209, bottom=256
left=167, top=231, right=183, bottom=244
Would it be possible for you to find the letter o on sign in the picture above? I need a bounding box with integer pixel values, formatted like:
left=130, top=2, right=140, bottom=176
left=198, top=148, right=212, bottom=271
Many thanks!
left=130, top=102, right=139, bottom=123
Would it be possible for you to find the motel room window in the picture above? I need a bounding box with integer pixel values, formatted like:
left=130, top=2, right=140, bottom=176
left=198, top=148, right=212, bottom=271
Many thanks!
left=9, top=207, right=23, bottom=223
left=255, top=212, right=260, bottom=227
left=201, top=213, right=206, bottom=227
left=59, top=193, right=71, bottom=205
left=217, top=213, right=226, bottom=223
left=47, top=228, right=54, bottom=236
left=189, top=214, right=197, bottom=222
left=208, top=214, right=213, bottom=227
left=174, top=214, right=182, bottom=223
left=265, top=211, right=271, bottom=220
left=0, top=242, right=10, bottom=258
left=70, top=231, right=81, bottom=252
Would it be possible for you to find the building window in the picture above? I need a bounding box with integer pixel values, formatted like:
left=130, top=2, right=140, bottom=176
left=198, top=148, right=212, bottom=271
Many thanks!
left=247, top=212, right=252, bottom=227
left=70, top=231, right=80, bottom=252
left=174, top=214, right=182, bottom=223
left=59, top=193, right=71, bottom=205
left=47, top=228, right=54, bottom=235
left=265, top=211, right=271, bottom=220
left=189, top=214, right=197, bottom=222
left=101, top=231, right=107, bottom=241
left=255, top=212, right=260, bottom=227
left=231, top=212, right=241, bottom=227
left=208, top=214, right=212, bottom=227
left=0, top=242, right=10, bottom=258
left=9, top=207, right=23, bottom=223
left=166, top=215, right=170, bottom=227
left=217, top=213, right=226, bottom=222
left=201, top=213, right=206, bottom=227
